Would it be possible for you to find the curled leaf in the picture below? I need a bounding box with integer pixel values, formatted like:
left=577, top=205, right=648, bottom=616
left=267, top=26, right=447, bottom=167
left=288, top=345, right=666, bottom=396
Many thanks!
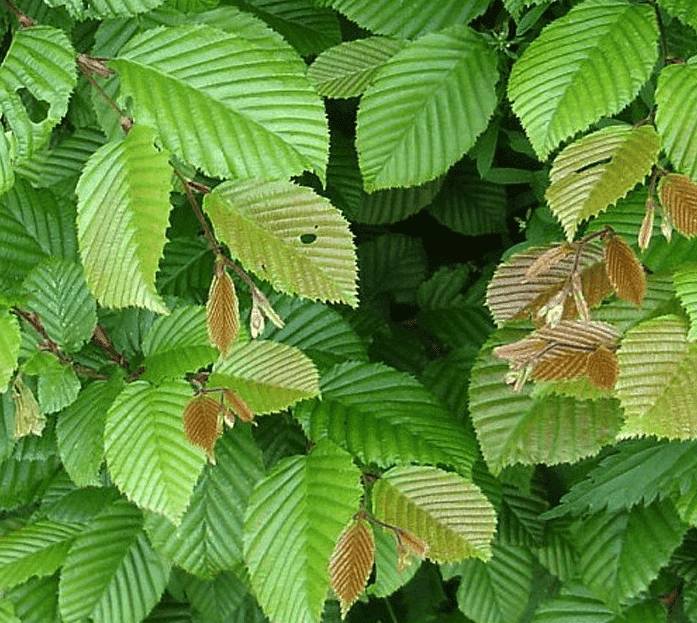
left=11, top=378, right=45, bottom=439
left=183, top=394, right=222, bottom=462
left=603, top=234, right=646, bottom=307
left=206, top=263, right=239, bottom=355
left=638, top=198, right=656, bottom=250
left=329, top=514, right=375, bottom=618
left=660, top=173, right=697, bottom=238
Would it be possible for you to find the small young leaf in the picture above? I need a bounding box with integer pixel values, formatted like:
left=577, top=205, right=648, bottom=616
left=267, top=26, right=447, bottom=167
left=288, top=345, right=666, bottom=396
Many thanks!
left=603, top=234, right=646, bottom=307
left=587, top=346, right=619, bottom=390
left=206, top=264, right=239, bottom=356
left=183, top=395, right=222, bottom=462
left=11, top=378, right=45, bottom=440
left=0, top=311, right=21, bottom=394
left=660, top=173, right=697, bottom=238
left=223, top=389, right=254, bottom=424
left=329, top=514, right=375, bottom=618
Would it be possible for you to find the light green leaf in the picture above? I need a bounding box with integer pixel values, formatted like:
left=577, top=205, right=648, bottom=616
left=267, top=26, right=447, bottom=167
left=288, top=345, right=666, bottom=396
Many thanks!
left=658, top=0, right=697, bottom=33
left=0, top=26, right=77, bottom=185
left=367, top=526, right=419, bottom=598
left=111, top=24, right=328, bottom=181
left=244, top=440, right=362, bottom=623
left=76, top=124, right=172, bottom=314
left=104, top=380, right=206, bottom=522
left=209, top=339, right=319, bottom=414
left=57, top=377, right=123, bottom=487
left=455, top=542, right=534, bottom=623
left=0, top=520, right=82, bottom=591
left=22, top=258, right=97, bottom=353
left=575, top=500, right=687, bottom=607
left=204, top=179, right=357, bottom=306
left=0, top=598, right=19, bottom=623
left=508, top=0, right=658, bottom=160
left=59, top=499, right=171, bottom=623
left=357, top=25, right=497, bottom=191
left=673, top=264, right=697, bottom=341
left=145, top=428, right=264, bottom=578
left=469, top=330, right=623, bottom=473
left=616, top=315, right=697, bottom=439
left=48, top=0, right=167, bottom=18
left=656, top=61, right=697, bottom=179
left=22, top=352, right=80, bottom=414
left=546, top=124, right=660, bottom=240
left=373, top=465, right=496, bottom=562
left=530, top=585, right=615, bottom=623
left=141, top=306, right=217, bottom=382
left=0, top=312, right=20, bottom=394
left=294, top=361, right=479, bottom=475
left=6, top=572, right=61, bottom=623
left=320, top=0, right=489, bottom=38
left=308, top=37, right=407, bottom=98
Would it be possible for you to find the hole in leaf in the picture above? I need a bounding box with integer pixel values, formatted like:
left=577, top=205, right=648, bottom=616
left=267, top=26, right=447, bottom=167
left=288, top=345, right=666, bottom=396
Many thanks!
left=16, top=88, right=50, bottom=123
left=300, top=233, right=317, bottom=244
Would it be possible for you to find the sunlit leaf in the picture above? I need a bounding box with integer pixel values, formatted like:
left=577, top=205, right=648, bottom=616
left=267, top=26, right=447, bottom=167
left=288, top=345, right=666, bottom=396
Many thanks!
left=10, top=378, right=45, bottom=440
left=0, top=312, right=20, bottom=394
left=182, top=395, right=222, bottom=461
left=659, top=173, right=697, bottom=238
left=206, top=264, right=239, bottom=356
left=603, top=233, right=646, bottom=307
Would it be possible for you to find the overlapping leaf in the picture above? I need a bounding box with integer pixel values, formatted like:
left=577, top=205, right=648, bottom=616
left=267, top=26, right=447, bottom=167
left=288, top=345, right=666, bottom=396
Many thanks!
left=658, top=0, right=697, bottom=32
left=616, top=315, right=697, bottom=439
left=59, top=499, right=171, bottom=623
left=182, top=395, right=222, bottom=460
left=321, top=0, right=489, bottom=38
left=111, top=23, right=328, bottom=181
left=104, top=380, right=206, bottom=522
left=367, top=526, right=419, bottom=598
left=508, top=0, right=658, bottom=160
left=294, top=361, right=479, bottom=475
left=51, top=0, right=166, bottom=18
left=22, top=258, right=97, bottom=352
left=0, top=312, right=20, bottom=394
left=656, top=61, right=697, bottom=179
left=603, top=234, right=646, bottom=307
left=76, top=124, right=171, bottom=314
left=673, top=264, right=697, bottom=340
left=145, top=429, right=264, bottom=578
left=141, top=306, right=217, bottom=382
left=546, top=125, right=660, bottom=240
left=372, top=465, right=496, bottom=563
left=659, top=173, right=697, bottom=237
left=22, top=352, right=80, bottom=414
left=308, top=37, right=406, bottom=98
left=356, top=25, right=498, bottom=191
left=204, top=180, right=357, bottom=306
left=244, top=440, right=362, bottom=623
left=208, top=339, right=319, bottom=414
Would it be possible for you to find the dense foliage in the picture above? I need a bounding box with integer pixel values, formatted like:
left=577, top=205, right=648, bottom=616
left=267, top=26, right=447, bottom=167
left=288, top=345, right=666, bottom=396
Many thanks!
left=1, top=0, right=697, bottom=622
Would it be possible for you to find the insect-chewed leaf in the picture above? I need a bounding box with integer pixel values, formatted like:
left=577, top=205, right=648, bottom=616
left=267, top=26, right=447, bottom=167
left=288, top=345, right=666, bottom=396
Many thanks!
left=486, top=242, right=605, bottom=326
left=660, top=173, right=697, bottom=238
left=11, top=378, right=46, bottom=439
left=603, top=234, right=646, bottom=307
left=329, top=514, right=375, bottom=618
left=183, top=395, right=222, bottom=462
left=587, top=346, right=619, bottom=390
left=223, top=389, right=254, bottom=424
left=206, top=267, right=239, bottom=355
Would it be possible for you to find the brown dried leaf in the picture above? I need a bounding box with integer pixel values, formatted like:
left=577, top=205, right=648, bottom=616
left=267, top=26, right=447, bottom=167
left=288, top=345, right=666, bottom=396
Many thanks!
left=493, top=339, right=548, bottom=365
left=223, top=389, right=255, bottom=424
left=533, top=351, right=590, bottom=382
left=603, top=234, right=646, bottom=307
left=183, top=395, right=222, bottom=462
left=206, top=266, right=239, bottom=355
left=586, top=346, right=619, bottom=390
left=329, top=515, right=375, bottom=619
left=523, top=244, right=574, bottom=282
left=11, top=378, right=45, bottom=439
left=660, top=173, right=697, bottom=238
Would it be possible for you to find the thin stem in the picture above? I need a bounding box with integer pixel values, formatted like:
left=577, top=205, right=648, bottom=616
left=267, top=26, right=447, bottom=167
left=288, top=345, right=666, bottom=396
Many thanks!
left=384, top=597, right=399, bottom=623
left=3, top=0, right=34, bottom=26
left=78, top=61, right=127, bottom=122
left=174, top=170, right=222, bottom=257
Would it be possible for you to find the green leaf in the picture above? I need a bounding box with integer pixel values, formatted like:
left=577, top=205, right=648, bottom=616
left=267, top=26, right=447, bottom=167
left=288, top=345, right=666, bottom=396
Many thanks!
left=307, top=37, right=407, bottom=98
left=244, top=440, right=362, bottom=623
left=0, top=312, right=20, bottom=394
left=111, top=23, right=328, bottom=181
left=656, top=61, right=697, bottom=179
left=427, top=158, right=508, bottom=236
left=469, top=331, right=623, bottom=473
left=145, top=428, right=264, bottom=578
left=356, top=25, right=498, bottom=191
left=530, top=585, right=615, bottom=623
left=0, top=520, right=82, bottom=591
left=367, top=526, right=419, bottom=598
left=209, top=339, right=319, bottom=414
left=658, top=0, right=697, bottom=33
left=6, top=572, right=61, bottom=623
left=104, top=380, right=206, bottom=522
left=204, top=180, right=357, bottom=306
left=156, top=237, right=214, bottom=301
left=545, top=124, right=660, bottom=240
left=294, top=361, right=479, bottom=475
left=59, top=499, right=171, bottom=623
left=22, top=352, right=81, bottom=414
left=320, top=0, right=489, bottom=38
left=616, top=315, right=697, bottom=439
left=141, top=306, right=217, bottom=381
left=76, top=124, right=172, bottom=314
left=0, top=26, right=77, bottom=189
left=22, top=258, right=97, bottom=352
left=673, top=264, right=697, bottom=340
left=49, top=0, right=167, bottom=18
left=56, top=377, right=123, bottom=487
left=372, top=465, right=496, bottom=562
left=574, top=500, right=687, bottom=607
left=455, top=542, right=535, bottom=623
left=508, top=0, right=658, bottom=160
